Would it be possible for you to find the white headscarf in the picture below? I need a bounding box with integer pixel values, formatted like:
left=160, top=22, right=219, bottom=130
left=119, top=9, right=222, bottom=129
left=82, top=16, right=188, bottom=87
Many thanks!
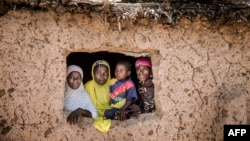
left=67, top=65, right=83, bottom=79
left=64, top=65, right=98, bottom=118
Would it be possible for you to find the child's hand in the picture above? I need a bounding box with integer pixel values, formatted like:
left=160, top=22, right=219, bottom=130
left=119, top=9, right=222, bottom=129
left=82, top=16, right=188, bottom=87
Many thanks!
left=114, top=111, right=120, bottom=120
left=67, top=108, right=84, bottom=125
left=129, top=104, right=141, bottom=119
left=114, top=110, right=128, bottom=121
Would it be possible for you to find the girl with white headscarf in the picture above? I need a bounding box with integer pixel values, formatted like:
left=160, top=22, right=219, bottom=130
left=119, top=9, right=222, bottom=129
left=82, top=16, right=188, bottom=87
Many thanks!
left=64, top=65, right=98, bottom=122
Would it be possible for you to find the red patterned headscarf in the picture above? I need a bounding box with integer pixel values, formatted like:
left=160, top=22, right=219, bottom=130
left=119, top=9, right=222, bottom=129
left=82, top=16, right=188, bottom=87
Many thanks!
left=135, top=57, right=152, bottom=68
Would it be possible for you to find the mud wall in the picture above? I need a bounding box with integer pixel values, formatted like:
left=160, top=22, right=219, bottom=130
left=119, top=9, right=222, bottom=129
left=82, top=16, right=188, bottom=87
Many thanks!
left=0, top=10, right=249, bottom=141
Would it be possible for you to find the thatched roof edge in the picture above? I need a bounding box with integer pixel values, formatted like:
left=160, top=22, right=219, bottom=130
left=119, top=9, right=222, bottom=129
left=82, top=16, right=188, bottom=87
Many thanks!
left=1, top=0, right=250, bottom=25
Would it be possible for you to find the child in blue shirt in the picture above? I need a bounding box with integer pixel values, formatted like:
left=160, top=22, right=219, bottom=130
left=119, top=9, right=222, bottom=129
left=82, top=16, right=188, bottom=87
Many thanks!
left=104, top=60, right=138, bottom=121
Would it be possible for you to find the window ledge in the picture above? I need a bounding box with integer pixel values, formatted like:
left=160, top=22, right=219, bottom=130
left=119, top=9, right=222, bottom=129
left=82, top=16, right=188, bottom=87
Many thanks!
left=74, top=112, right=161, bottom=129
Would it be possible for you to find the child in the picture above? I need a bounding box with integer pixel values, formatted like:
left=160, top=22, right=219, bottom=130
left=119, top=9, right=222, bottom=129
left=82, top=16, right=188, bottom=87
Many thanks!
left=64, top=65, right=98, bottom=124
left=135, top=57, right=155, bottom=113
left=104, top=60, right=138, bottom=121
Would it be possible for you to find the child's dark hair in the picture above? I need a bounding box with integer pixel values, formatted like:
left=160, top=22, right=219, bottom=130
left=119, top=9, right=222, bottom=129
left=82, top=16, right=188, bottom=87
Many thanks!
left=116, top=60, right=132, bottom=71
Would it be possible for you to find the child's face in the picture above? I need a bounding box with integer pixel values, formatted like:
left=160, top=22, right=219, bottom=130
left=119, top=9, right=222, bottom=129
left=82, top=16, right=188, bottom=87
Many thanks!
left=115, top=64, right=131, bottom=81
left=94, top=65, right=109, bottom=85
left=136, top=65, right=150, bottom=82
left=67, top=71, right=82, bottom=89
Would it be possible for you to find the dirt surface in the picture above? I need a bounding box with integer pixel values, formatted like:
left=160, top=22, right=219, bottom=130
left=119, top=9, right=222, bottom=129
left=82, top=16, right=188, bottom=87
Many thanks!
left=0, top=10, right=249, bottom=141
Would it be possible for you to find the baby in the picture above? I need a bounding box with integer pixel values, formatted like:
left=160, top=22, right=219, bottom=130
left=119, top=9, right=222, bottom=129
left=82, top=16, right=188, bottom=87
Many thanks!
left=104, top=60, right=138, bottom=121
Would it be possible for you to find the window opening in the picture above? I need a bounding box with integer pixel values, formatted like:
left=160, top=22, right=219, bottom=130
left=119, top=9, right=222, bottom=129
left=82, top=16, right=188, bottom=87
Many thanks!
left=66, top=51, right=156, bottom=115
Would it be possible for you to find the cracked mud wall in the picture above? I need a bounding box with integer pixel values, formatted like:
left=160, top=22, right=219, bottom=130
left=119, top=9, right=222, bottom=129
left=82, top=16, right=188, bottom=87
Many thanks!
left=0, top=10, right=249, bottom=141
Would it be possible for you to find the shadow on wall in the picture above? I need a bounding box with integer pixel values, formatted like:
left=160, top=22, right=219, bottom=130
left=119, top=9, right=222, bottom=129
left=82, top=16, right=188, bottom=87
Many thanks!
left=216, top=84, right=248, bottom=124
left=67, top=51, right=138, bottom=84
left=211, top=84, right=249, bottom=140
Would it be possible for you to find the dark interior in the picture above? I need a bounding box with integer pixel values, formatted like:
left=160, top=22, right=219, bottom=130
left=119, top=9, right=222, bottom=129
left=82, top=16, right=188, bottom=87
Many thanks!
left=67, top=51, right=138, bottom=84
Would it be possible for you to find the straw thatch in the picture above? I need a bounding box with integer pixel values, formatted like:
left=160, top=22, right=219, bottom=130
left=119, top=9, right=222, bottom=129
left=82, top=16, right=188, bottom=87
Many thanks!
left=1, top=0, right=250, bottom=25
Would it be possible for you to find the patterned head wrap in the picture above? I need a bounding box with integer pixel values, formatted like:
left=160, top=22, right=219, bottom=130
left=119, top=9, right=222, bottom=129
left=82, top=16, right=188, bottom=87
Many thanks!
left=91, top=60, right=111, bottom=81
left=135, top=57, right=152, bottom=68
left=67, top=65, right=83, bottom=79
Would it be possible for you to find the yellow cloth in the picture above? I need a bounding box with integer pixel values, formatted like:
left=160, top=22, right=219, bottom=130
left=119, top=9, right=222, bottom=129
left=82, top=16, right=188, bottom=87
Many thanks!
left=85, top=60, right=116, bottom=132
left=110, top=100, right=126, bottom=109
left=93, top=117, right=111, bottom=132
